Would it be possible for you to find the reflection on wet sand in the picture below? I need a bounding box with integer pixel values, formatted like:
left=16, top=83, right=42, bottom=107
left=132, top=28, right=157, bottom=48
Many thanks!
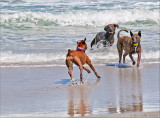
left=68, top=80, right=100, bottom=117
left=118, top=68, right=143, bottom=113
left=67, top=68, right=143, bottom=116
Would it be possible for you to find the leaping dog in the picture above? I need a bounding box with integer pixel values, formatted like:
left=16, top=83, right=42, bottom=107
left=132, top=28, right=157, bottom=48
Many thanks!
left=66, top=38, right=101, bottom=84
left=91, top=24, right=119, bottom=48
left=117, top=29, right=142, bottom=67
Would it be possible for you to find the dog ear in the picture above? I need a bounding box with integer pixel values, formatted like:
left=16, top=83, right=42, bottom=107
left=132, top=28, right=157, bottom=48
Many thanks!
left=114, top=24, right=119, bottom=28
left=138, top=31, right=141, bottom=37
left=82, top=38, right=86, bottom=44
left=104, top=26, right=107, bottom=31
left=130, top=31, right=133, bottom=37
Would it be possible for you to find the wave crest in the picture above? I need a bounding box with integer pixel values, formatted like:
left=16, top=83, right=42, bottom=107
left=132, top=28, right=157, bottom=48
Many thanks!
left=0, top=9, right=159, bottom=27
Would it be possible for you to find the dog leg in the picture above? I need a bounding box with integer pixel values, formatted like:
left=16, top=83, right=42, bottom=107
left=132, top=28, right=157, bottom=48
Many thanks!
left=91, top=35, right=100, bottom=48
left=86, top=57, right=101, bottom=78
left=129, top=53, right=136, bottom=65
left=79, top=65, right=84, bottom=84
left=83, top=66, right=91, bottom=73
left=66, top=58, right=74, bottom=84
left=137, top=52, right=141, bottom=67
left=74, top=57, right=84, bottom=84
left=68, top=66, right=74, bottom=84
left=123, top=52, right=128, bottom=64
left=117, top=43, right=123, bottom=63
left=78, top=63, right=84, bottom=84
left=91, top=38, right=96, bottom=48
left=118, top=50, right=123, bottom=63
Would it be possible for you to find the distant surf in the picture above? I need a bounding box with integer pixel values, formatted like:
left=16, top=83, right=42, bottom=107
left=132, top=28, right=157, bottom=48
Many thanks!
left=1, top=9, right=159, bottom=28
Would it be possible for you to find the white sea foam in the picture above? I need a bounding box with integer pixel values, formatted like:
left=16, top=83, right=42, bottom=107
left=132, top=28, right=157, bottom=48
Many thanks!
left=0, top=9, right=159, bottom=27
left=0, top=50, right=159, bottom=67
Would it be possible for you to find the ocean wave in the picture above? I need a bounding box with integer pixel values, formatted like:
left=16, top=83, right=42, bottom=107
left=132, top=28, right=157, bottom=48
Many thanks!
left=0, top=51, right=159, bottom=67
left=0, top=9, right=159, bottom=27
left=134, top=1, right=159, bottom=6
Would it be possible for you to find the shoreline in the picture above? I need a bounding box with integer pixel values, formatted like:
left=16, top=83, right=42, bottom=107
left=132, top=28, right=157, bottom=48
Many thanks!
left=1, top=63, right=159, bottom=117
left=0, top=59, right=159, bottom=68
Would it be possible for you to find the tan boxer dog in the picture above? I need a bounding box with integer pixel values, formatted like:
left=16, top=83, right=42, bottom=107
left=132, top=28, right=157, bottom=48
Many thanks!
left=66, top=38, right=101, bottom=84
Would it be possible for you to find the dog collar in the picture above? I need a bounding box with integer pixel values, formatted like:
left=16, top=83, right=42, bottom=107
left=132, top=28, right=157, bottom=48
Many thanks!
left=77, top=47, right=85, bottom=51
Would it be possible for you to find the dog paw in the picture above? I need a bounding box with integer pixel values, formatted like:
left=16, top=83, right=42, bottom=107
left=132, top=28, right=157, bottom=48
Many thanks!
left=71, top=79, right=75, bottom=85
left=80, top=81, right=84, bottom=84
left=87, top=70, right=91, bottom=73
left=133, top=61, right=136, bottom=65
left=97, top=75, right=101, bottom=78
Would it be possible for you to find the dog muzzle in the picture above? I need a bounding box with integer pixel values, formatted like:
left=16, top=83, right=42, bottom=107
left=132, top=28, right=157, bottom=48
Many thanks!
left=109, top=31, right=115, bottom=34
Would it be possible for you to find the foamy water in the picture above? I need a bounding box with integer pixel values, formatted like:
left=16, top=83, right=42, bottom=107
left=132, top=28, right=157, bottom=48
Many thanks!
left=0, top=0, right=159, bottom=67
left=0, top=1, right=160, bottom=117
left=0, top=50, right=159, bottom=67
left=0, top=9, right=159, bottom=27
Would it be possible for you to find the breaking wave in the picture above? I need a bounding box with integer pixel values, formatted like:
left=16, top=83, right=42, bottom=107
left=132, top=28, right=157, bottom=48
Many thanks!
left=0, top=9, right=159, bottom=27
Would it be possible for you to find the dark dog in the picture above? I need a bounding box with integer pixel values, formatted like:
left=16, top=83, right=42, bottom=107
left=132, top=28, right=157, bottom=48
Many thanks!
left=66, top=38, right=101, bottom=84
left=91, top=24, right=119, bottom=48
left=117, top=29, right=141, bottom=67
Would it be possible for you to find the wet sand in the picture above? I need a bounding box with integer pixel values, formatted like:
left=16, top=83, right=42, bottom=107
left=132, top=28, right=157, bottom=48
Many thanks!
left=0, top=63, right=160, bottom=117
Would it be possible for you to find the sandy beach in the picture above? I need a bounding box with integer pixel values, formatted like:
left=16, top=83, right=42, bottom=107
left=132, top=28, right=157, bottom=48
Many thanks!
left=1, top=63, right=159, bottom=118
left=1, top=0, right=159, bottom=117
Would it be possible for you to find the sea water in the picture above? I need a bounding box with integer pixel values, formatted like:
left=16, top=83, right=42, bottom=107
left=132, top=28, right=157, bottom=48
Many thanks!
left=0, top=0, right=159, bottom=67
left=0, top=0, right=160, bottom=117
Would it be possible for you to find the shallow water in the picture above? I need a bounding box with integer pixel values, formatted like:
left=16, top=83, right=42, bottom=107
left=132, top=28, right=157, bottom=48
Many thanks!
left=0, top=64, right=159, bottom=117
left=0, top=0, right=159, bottom=117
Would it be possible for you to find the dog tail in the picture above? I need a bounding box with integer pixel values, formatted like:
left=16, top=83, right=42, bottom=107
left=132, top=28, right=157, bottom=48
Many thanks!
left=91, top=37, right=96, bottom=48
left=117, top=29, right=128, bottom=39
left=67, top=49, right=71, bottom=56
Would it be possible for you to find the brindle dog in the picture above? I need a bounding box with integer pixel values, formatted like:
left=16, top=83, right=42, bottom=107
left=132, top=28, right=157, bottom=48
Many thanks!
left=117, top=29, right=141, bottom=67
left=66, top=38, right=101, bottom=84
left=91, top=24, right=119, bottom=48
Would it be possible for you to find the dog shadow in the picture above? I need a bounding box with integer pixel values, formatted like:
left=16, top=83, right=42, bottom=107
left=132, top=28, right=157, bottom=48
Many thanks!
left=106, top=63, right=131, bottom=68
left=55, top=78, right=101, bottom=86
left=55, top=79, right=71, bottom=85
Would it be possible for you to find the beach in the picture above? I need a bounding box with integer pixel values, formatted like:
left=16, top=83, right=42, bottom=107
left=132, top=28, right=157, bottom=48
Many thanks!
left=0, top=0, right=159, bottom=117
left=1, top=63, right=159, bottom=117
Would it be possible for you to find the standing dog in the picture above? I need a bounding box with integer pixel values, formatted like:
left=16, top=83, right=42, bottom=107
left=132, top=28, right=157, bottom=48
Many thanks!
left=91, top=24, right=119, bottom=48
left=66, top=38, right=101, bottom=84
left=117, top=29, right=141, bottom=67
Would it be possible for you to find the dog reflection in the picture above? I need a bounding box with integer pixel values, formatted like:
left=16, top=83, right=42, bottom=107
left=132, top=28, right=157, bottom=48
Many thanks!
left=68, top=79, right=100, bottom=116
left=119, top=68, right=143, bottom=112
left=68, top=85, right=91, bottom=117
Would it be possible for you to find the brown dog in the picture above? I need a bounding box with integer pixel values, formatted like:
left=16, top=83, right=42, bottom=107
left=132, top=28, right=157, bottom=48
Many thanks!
left=117, top=29, right=141, bottom=67
left=66, top=38, right=101, bottom=84
left=91, top=24, right=119, bottom=48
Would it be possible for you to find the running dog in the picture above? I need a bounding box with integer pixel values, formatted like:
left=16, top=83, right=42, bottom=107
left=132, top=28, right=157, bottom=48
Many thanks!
left=117, top=29, right=141, bottom=67
left=91, top=24, right=119, bottom=48
left=66, top=38, right=101, bottom=84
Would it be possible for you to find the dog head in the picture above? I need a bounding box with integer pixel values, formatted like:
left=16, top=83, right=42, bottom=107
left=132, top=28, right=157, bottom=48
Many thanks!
left=130, top=31, right=141, bottom=47
left=76, top=38, right=87, bottom=51
left=104, top=24, right=119, bottom=35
